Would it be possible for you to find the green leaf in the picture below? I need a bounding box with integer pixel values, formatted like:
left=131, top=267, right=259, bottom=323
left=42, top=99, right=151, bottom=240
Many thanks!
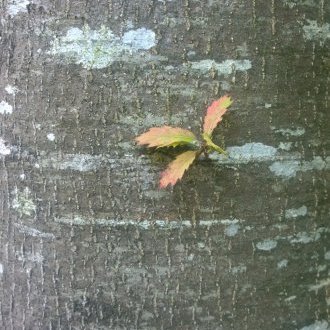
left=135, top=126, right=198, bottom=148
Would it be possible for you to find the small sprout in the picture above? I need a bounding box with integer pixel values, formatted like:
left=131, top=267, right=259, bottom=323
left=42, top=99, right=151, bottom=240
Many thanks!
left=135, top=95, right=232, bottom=188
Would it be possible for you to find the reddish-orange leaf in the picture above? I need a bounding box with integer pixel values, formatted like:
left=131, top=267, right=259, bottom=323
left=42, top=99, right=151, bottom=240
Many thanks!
left=135, top=126, right=197, bottom=148
left=159, top=150, right=198, bottom=188
left=203, top=95, right=232, bottom=136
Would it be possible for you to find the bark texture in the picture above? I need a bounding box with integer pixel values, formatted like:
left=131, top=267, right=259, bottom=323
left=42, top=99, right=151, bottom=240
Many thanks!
left=0, top=0, right=329, bottom=329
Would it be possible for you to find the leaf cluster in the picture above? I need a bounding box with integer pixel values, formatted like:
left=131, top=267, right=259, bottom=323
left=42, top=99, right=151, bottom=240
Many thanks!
left=135, top=95, right=232, bottom=188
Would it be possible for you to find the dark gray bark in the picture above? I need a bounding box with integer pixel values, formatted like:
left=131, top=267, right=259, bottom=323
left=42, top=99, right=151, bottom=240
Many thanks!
left=0, top=0, right=329, bottom=329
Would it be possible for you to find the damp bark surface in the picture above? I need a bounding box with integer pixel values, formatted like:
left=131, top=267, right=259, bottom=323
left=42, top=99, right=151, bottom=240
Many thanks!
left=0, top=1, right=329, bottom=329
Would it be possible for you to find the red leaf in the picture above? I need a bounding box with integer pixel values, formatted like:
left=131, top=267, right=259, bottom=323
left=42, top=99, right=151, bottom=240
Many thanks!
left=135, top=126, right=197, bottom=148
left=159, top=150, right=198, bottom=188
left=203, top=95, right=232, bottom=136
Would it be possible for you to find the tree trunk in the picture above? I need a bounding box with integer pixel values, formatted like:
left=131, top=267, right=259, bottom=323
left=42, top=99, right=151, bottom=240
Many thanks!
left=0, top=0, right=329, bottom=329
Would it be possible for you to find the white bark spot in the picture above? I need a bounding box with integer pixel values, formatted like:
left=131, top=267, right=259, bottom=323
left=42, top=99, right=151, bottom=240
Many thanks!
left=231, top=264, right=247, bottom=274
left=122, top=28, right=156, bottom=50
left=7, top=0, right=30, bottom=16
left=224, top=223, right=240, bottom=237
left=284, top=295, right=296, bottom=302
left=16, top=251, right=44, bottom=263
left=324, top=251, right=330, bottom=260
left=277, top=259, right=288, bottom=269
left=308, top=279, right=330, bottom=293
left=256, top=239, right=278, bottom=251
left=0, top=101, right=13, bottom=114
left=47, top=133, right=56, bottom=141
left=0, top=138, right=11, bottom=155
left=5, top=85, right=19, bottom=95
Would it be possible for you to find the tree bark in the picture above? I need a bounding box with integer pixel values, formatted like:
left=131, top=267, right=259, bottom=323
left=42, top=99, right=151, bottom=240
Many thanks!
left=0, top=0, right=329, bottom=329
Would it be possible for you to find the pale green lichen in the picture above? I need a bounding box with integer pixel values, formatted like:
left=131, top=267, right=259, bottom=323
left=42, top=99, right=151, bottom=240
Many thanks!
left=119, top=113, right=185, bottom=128
left=303, top=20, right=330, bottom=45
left=269, top=156, right=330, bottom=179
left=282, top=0, right=318, bottom=9
left=49, top=25, right=160, bottom=69
left=290, top=231, right=320, bottom=244
left=12, top=187, right=36, bottom=216
left=269, top=160, right=301, bottom=178
left=231, top=264, right=247, bottom=274
left=188, top=59, right=252, bottom=76
left=275, top=227, right=328, bottom=245
left=285, top=205, right=307, bottom=219
left=41, top=153, right=103, bottom=172
left=211, top=143, right=278, bottom=164
left=273, top=127, right=305, bottom=137
left=55, top=215, right=243, bottom=229
left=278, top=142, right=293, bottom=151
left=14, top=223, right=55, bottom=239
left=300, top=320, right=329, bottom=330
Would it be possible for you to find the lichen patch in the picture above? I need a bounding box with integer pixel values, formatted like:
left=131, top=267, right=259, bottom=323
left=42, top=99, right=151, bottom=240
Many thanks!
left=49, top=25, right=159, bottom=69
left=12, top=187, right=36, bottom=216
